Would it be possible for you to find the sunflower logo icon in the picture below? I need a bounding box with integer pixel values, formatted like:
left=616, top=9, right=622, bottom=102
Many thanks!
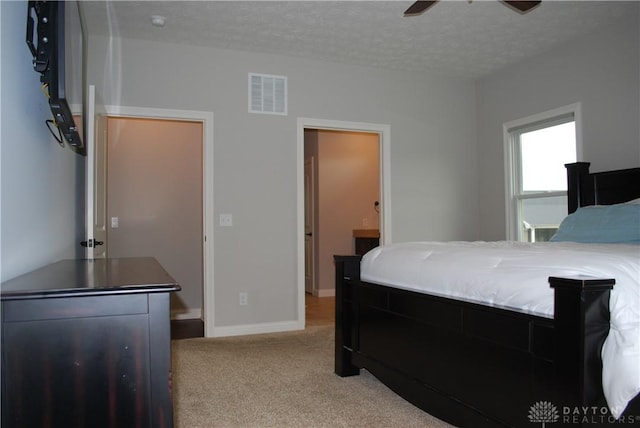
left=528, top=401, right=559, bottom=427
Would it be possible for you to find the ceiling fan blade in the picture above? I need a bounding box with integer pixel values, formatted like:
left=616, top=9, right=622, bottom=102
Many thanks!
left=502, top=1, right=542, bottom=13
left=404, top=1, right=439, bottom=17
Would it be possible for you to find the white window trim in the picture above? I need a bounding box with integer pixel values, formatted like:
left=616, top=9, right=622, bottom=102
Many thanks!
left=503, top=103, right=583, bottom=240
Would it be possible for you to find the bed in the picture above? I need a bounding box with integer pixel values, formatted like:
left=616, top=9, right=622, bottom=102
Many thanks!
left=334, top=162, right=640, bottom=427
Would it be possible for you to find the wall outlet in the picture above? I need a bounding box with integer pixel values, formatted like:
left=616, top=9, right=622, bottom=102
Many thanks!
left=220, top=213, right=233, bottom=227
left=239, top=292, right=248, bottom=306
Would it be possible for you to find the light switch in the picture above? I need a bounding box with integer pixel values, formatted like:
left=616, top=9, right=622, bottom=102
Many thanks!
left=111, top=217, right=119, bottom=228
left=219, top=214, right=233, bottom=227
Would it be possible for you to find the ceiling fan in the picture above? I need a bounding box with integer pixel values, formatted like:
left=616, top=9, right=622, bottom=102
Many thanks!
left=404, top=1, right=542, bottom=16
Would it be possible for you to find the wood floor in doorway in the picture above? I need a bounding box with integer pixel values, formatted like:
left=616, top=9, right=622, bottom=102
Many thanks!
left=305, top=294, right=335, bottom=327
left=171, top=318, right=204, bottom=340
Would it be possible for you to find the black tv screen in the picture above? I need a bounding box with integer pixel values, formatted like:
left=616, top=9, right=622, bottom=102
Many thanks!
left=26, top=0, right=86, bottom=155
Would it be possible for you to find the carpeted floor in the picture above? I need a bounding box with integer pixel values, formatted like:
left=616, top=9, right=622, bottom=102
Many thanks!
left=171, top=324, right=454, bottom=427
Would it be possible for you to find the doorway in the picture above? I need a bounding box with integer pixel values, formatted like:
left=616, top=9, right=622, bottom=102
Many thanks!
left=304, top=129, right=381, bottom=295
left=106, top=116, right=203, bottom=321
left=101, top=106, right=214, bottom=336
left=297, top=118, right=391, bottom=327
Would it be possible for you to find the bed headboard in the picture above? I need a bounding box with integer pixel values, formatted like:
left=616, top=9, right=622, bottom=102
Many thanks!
left=566, top=162, right=640, bottom=213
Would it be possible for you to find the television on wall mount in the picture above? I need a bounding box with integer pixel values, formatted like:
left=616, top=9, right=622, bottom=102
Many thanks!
left=26, top=0, right=86, bottom=155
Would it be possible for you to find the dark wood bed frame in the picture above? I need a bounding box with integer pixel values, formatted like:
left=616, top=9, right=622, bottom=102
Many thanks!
left=334, top=162, right=640, bottom=427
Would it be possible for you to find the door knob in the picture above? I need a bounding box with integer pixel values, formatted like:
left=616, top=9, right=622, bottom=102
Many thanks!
left=80, top=239, right=105, bottom=248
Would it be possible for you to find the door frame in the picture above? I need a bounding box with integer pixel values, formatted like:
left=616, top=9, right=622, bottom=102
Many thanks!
left=296, top=118, right=391, bottom=327
left=105, top=105, right=215, bottom=336
left=85, top=85, right=108, bottom=260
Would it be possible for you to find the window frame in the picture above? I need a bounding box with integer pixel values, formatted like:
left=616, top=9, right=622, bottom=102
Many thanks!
left=503, top=103, right=583, bottom=241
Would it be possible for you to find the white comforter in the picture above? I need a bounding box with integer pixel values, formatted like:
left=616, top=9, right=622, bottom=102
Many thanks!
left=361, top=241, right=640, bottom=418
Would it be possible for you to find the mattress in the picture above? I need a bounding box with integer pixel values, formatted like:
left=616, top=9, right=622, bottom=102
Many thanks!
left=361, top=241, right=640, bottom=418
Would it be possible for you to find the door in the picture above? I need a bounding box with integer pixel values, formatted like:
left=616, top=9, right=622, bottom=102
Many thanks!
left=84, top=85, right=108, bottom=259
left=304, top=158, right=315, bottom=294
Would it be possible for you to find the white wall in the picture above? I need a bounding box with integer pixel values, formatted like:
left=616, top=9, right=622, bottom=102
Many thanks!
left=86, top=35, right=479, bottom=329
left=475, top=9, right=640, bottom=241
left=1, top=1, right=85, bottom=281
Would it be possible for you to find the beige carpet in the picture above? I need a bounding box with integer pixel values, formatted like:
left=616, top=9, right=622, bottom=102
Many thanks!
left=171, top=325, right=454, bottom=428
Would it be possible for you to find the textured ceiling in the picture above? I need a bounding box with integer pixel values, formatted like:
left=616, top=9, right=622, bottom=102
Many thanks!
left=81, top=1, right=637, bottom=79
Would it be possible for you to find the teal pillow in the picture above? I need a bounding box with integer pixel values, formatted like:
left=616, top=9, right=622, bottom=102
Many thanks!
left=550, top=204, right=640, bottom=244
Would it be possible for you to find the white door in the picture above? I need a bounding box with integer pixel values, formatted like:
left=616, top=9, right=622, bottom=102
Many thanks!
left=304, top=158, right=315, bottom=294
left=84, top=85, right=108, bottom=259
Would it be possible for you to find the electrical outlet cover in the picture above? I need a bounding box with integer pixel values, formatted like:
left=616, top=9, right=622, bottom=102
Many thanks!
left=220, top=214, right=233, bottom=227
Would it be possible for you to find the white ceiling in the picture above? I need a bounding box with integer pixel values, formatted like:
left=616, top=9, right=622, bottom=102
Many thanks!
left=81, top=1, right=637, bottom=79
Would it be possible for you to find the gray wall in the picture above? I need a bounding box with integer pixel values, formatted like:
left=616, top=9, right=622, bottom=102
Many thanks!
left=476, top=9, right=640, bottom=241
left=1, top=1, right=85, bottom=281
left=86, top=35, right=479, bottom=328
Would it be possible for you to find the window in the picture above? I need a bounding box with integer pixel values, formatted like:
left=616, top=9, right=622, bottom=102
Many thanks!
left=504, top=105, right=580, bottom=242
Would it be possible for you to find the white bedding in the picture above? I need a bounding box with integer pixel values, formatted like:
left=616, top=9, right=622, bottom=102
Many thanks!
left=361, top=241, right=640, bottom=418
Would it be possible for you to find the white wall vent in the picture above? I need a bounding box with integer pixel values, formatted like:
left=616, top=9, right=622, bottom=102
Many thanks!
left=249, top=73, right=287, bottom=116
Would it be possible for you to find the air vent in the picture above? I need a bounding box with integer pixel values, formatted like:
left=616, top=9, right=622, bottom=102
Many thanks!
left=249, top=73, right=287, bottom=115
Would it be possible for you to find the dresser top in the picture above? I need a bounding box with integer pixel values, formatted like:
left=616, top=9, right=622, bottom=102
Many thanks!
left=352, top=229, right=380, bottom=238
left=1, top=257, right=180, bottom=300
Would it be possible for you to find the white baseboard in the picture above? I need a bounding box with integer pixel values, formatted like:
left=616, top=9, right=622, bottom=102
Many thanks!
left=171, top=308, right=202, bottom=320
left=315, top=288, right=335, bottom=297
left=209, top=320, right=303, bottom=338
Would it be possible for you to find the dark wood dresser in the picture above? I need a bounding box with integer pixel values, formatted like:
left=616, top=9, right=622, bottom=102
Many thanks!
left=1, top=257, right=180, bottom=428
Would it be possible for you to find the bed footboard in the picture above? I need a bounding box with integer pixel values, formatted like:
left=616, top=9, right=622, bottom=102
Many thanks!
left=334, top=255, right=620, bottom=427
left=549, top=276, right=614, bottom=409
